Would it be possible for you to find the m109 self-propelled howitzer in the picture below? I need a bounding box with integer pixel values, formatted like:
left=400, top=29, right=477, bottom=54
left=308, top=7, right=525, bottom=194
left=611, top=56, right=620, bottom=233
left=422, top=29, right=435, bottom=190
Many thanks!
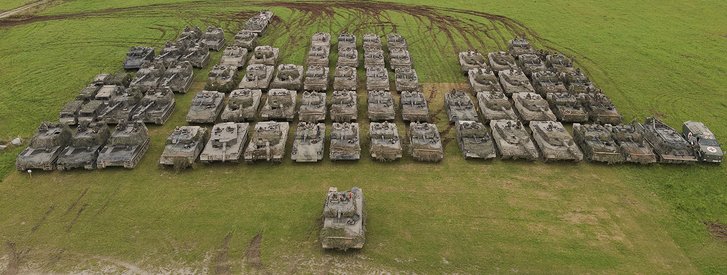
left=16, top=122, right=72, bottom=171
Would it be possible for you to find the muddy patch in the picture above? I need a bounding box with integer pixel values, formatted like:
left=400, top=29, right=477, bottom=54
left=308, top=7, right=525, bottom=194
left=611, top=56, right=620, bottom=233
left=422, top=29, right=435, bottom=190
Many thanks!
left=212, top=232, right=232, bottom=275
left=243, top=233, right=263, bottom=270
left=704, top=221, right=727, bottom=242
left=2, top=242, right=28, bottom=275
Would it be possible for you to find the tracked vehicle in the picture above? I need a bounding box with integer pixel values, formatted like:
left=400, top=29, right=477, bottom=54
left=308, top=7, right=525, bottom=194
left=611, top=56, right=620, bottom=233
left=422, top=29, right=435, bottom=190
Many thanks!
left=499, top=69, right=535, bottom=96
left=682, top=121, right=723, bottom=163
left=546, top=93, right=588, bottom=123
left=330, top=122, right=361, bottom=161
left=311, top=32, right=331, bottom=49
left=445, top=90, right=479, bottom=123
left=124, top=46, right=155, bottom=70
left=337, top=46, right=359, bottom=68
left=97, top=88, right=142, bottom=124
left=234, top=30, right=258, bottom=50
left=508, top=37, right=535, bottom=56
left=516, top=53, right=547, bottom=77
left=363, top=34, right=382, bottom=51
left=77, top=100, right=106, bottom=124
left=238, top=64, right=274, bottom=90
left=389, top=48, right=413, bottom=70
left=476, top=91, right=518, bottom=122
left=159, top=126, right=209, bottom=169
left=458, top=50, right=488, bottom=74
left=59, top=100, right=84, bottom=125
left=249, top=46, right=279, bottom=66
left=96, top=72, right=133, bottom=87
left=16, top=122, right=72, bottom=171
left=368, top=90, right=396, bottom=121
left=333, top=66, right=356, bottom=91
left=131, top=88, right=176, bottom=125
left=487, top=51, right=517, bottom=72
left=244, top=121, right=289, bottom=163
left=298, top=91, right=327, bottom=122
left=220, top=89, right=261, bottom=122
left=408, top=122, right=444, bottom=162
left=561, top=69, right=594, bottom=94
left=639, top=117, right=697, bottom=164
left=321, top=187, right=366, bottom=250
left=572, top=123, right=624, bottom=164
left=96, top=121, right=150, bottom=169
left=201, top=26, right=225, bottom=51
left=531, top=71, right=567, bottom=95
left=401, top=91, right=429, bottom=122
left=179, top=43, right=210, bottom=68
left=608, top=122, right=657, bottom=164
left=456, top=120, right=496, bottom=160
left=330, top=90, right=357, bottom=122
left=219, top=46, right=248, bottom=68
left=186, top=90, right=225, bottom=124
left=200, top=122, right=249, bottom=163
left=468, top=67, right=503, bottom=93
left=490, top=119, right=539, bottom=160
left=394, top=67, right=420, bottom=92
left=56, top=122, right=111, bottom=170
left=307, top=45, right=330, bottom=67
left=260, top=89, right=297, bottom=121
left=179, top=26, right=202, bottom=42
left=530, top=121, right=583, bottom=162
left=244, top=11, right=273, bottom=36
left=364, top=49, right=385, bottom=68
left=366, top=66, right=390, bottom=91
left=205, top=65, right=239, bottom=93
left=291, top=122, right=325, bottom=163
left=513, top=92, right=557, bottom=122
left=337, top=33, right=356, bottom=50
left=369, top=122, right=402, bottom=161
left=157, top=41, right=188, bottom=65
left=387, top=33, right=408, bottom=50
left=545, top=53, right=574, bottom=74
left=304, top=65, right=330, bottom=91
left=577, top=92, right=623, bottom=125
left=130, top=60, right=166, bottom=93
left=271, top=64, right=304, bottom=90
left=159, top=61, right=194, bottom=93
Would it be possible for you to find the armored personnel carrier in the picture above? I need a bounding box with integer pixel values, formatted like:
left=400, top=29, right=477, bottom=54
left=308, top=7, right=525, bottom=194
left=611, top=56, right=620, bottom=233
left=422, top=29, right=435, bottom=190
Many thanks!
left=545, top=53, right=574, bottom=74
left=205, top=65, right=239, bottom=93
left=201, top=26, right=225, bottom=51
left=369, top=122, right=403, bottom=161
left=516, top=53, right=547, bottom=77
left=130, top=60, right=166, bottom=92
left=487, top=51, right=517, bottom=72
left=298, top=91, right=327, bottom=122
left=200, top=122, right=249, bottom=163
left=362, top=34, right=382, bottom=51
left=333, top=66, right=357, bottom=91
left=572, top=123, right=625, bottom=164
left=682, top=121, right=723, bottom=163
left=561, top=69, right=594, bottom=94
left=260, top=89, right=297, bottom=121
left=337, top=33, right=356, bottom=50
left=408, top=122, right=444, bottom=162
left=320, top=187, right=366, bottom=250
left=159, top=61, right=194, bottom=93
left=59, top=100, right=84, bottom=125
left=243, top=121, right=289, bottom=163
left=508, top=37, right=536, bottom=56
left=577, top=92, right=623, bottom=125
left=530, top=121, right=584, bottom=162
left=499, top=69, right=535, bottom=96
left=77, top=100, right=106, bottom=124
left=303, top=65, right=330, bottom=91
left=238, top=64, right=274, bottom=90
left=458, top=50, right=488, bottom=74
left=16, top=122, right=72, bottom=171
left=234, top=30, right=258, bottom=50
left=366, top=66, right=390, bottom=91
left=389, top=48, right=413, bottom=70
left=97, top=88, right=142, bottom=124
left=219, top=46, right=248, bottom=68
left=456, top=120, right=496, bottom=160
left=368, top=90, right=396, bottom=121
left=364, top=48, right=385, bottom=68
left=159, top=126, right=209, bottom=169
left=468, top=67, right=503, bottom=93
left=330, top=90, right=357, bottom=122
left=179, top=26, right=202, bottom=42
left=270, top=64, right=304, bottom=90
left=311, top=32, right=331, bottom=49
left=330, top=123, right=361, bottom=160
left=445, top=90, right=479, bottom=123
left=220, top=89, right=261, bottom=122
left=186, top=90, right=225, bottom=123
left=490, top=119, right=539, bottom=160
left=291, top=122, right=325, bottom=162
left=157, top=41, right=188, bottom=65
left=513, top=92, right=557, bottom=122
left=124, top=46, right=154, bottom=70
left=531, top=71, right=567, bottom=95
left=476, top=91, right=518, bottom=121
left=638, top=117, right=697, bottom=164
left=179, top=43, right=210, bottom=68
left=401, top=91, right=429, bottom=122
left=337, top=46, right=359, bottom=68
left=394, top=67, right=420, bottom=92
left=131, top=88, right=176, bottom=125
left=249, top=45, right=279, bottom=66
left=608, top=122, right=657, bottom=164
left=56, top=122, right=111, bottom=170
left=96, top=121, right=150, bottom=169
left=546, top=93, right=588, bottom=123
left=387, top=33, right=408, bottom=50
left=307, top=45, right=330, bottom=67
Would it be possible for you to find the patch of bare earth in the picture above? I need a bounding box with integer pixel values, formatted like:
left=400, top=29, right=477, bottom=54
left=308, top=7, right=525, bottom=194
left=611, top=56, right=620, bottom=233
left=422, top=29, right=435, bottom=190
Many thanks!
left=704, top=221, right=727, bottom=241
left=2, top=242, right=27, bottom=275
left=243, top=233, right=263, bottom=271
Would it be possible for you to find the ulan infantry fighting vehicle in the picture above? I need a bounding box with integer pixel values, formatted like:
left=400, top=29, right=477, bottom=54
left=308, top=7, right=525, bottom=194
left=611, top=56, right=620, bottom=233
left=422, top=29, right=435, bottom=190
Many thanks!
left=238, top=64, right=274, bottom=90
left=201, top=26, right=225, bottom=51
left=131, top=88, right=175, bottom=125
left=179, top=26, right=202, bottom=42
left=333, top=66, right=356, bottom=91
left=260, top=89, right=297, bottom=121
left=572, top=123, right=625, bottom=164
left=362, top=33, right=382, bottom=51
left=219, top=46, right=248, bottom=68
left=205, top=65, right=239, bottom=93
left=244, top=121, right=289, bottom=163
left=368, top=90, right=396, bottom=121
left=244, top=11, right=273, bottom=36
left=220, top=89, right=261, bottom=122
left=561, top=69, right=594, bottom=94
left=408, top=122, right=444, bottom=162
left=546, top=93, right=588, bottom=123
left=638, top=117, right=697, bottom=164
left=311, top=32, right=331, bottom=49
left=545, top=52, right=575, bottom=74
left=508, top=37, right=536, bottom=56
left=337, top=33, right=356, bottom=50
left=291, top=122, right=325, bottom=162
left=96, top=121, right=150, bottom=169
left=608, top=122, right=657, bottom=164
left=56, top=122, right=111, bottom=170
left=468, top=67, right=503, bottom=93
left=200, top=122, right=249, bottom=163
left=330, top=90, right=357, bottom=122
left=445, top=90, right=479, bottom=123
left=394, top=67, right=420, bottom=92
left=387, top=33, right=408, bottom=50
left=320, top=187, right=366, bottom=250
left=298, top=91, right=327, bottom=122
left=59, top=100, right=84, bottom=125
left=499, top=69, right=535, bottom=96
left=490, top=119, right=540, bottom=160
left=369, top=122, right=403, bottom=161
left=97, top=88, right=142, bottom=124
left=307, top=45, right=330, bottom=67
left=364, top=48, right=385, bottom=68
left=157, top=41, right=189, bottom=65
left=16, top=122, right=72, bottom=171
left=366, top=66, right=390, bottom=91
left=487, top=51, right=517, bottom=72
left=179, top=43, right=210, bottom=68
left=531, top=71, right=568, bottom=95
left=389, top=48, right=413, bottom=70
left=401, top=91, right=429, bottom=122
left=458, top=50, right=488, bottom=75
left=186, top=90, right=225, bottom=123
left=476, top=91, right=518, bottom=121
left=249, top=45, right=279, bottom=66
left=516, top=53, right=547, bottom=77
left=303, top=65, right=330, bottom=91
left=234, top=30, right=258, bottom=50
left=159, top=61, right=194, bottom=93
left=682, top=121, right=723, bottom=163
left=577, top=92, right=623, bottom=125
left=456, top=120, right=496, bottom=160
left=529, top=121, right=584, bottom=162
left=513, top=92, right=557, bottom=122
left=270, top=64, right=304, bottom=90
left=159, top=126, right=209, bottom=169
left=124, top=46, right=154, bottom=70
left=330, top=122, right=361, bottom=160
left=130, top=60, right=166, bottom=93
left=337, top=46, right=359, bottom=68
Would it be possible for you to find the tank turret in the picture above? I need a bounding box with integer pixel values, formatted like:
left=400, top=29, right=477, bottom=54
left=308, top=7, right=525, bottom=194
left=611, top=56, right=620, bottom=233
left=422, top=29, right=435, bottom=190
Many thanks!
left=200, top=122, right=249, bottom=163
left=249, top=45, right=279, bottom=66
left=260, top=89, right=297, bottom=121
left=490, top=119, right=539, bottom=160
left=244, top=121, right=289, bottom=162
left=369, top=122, right=402, bottom=161
left=186, top=90, right=225, bottom=124
left=270, top=64, right=304, bottom=90
left=205, top=65, right=239, bottom=93
left=330, top=122, right=361, bottom=161
left=96, top=121, right=150, bottom=169
left=455, top=120, right=496, bottom=160
left=16, top=122, right=73, bottom=171
left=56, top=122, right=111, bottom=170
left=529, top=121, right=584, bottom=162
left=321, top=187, right=366, bottom=250
left=291, top=122, right=325, bottom=162
left=220, top=89, right=261, bottom=122
left=201, top=26, right=225, bottom=51
left=238, top=64, right=274, bottom=90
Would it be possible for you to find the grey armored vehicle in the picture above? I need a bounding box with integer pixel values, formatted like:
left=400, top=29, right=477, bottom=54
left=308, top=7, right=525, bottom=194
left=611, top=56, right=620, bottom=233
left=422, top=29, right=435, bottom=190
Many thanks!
left=638, top=117, right=697, bottom=164
left=337, top=46, right=359, bottom=68
left=157, top=41, right=188, bottom=65
left=531, top=71, right=567, bottom=95
left=179, top=26, right=202, bottom=42
left=238, top=64, right=274, bottom=90
left=330, top=90, right=358, bottom=122
left=201, top=26, right=225, bottom=51
left=499, top=69, right=535, bottom=96
left=387, top=33, right=408, bottom=50
left=76, top=83, right=102, bottom=101
left=219, top=46, right=248, bottom=68
left=572, top=123, right=625, bottom=164
left=468, top=67, right=503, bottom=93
left=389, top=48, right=413, bottom=70
left=59, top=100, right=84, bottom=125
left=337, top=33, right=356, bottom=50
left=186, top=90, right=225, bottom=123
left=456, top=120, right=497, bottom=160
left=366, top=66, right=390, bottom=91
left=401, top=91, right=429, bottom=122
left=200, top=122, right=249, bottom=163
left=260, top=89, right=297, bottom=121
left=159, top=126, right=209, bottom=169
left=77, top=100, right=106, bottom=124
left=529, top=121, right=584, bottom=162
left=508, top=37, right=536, bottom=56
left=244, top=11, right=273, bottom=36
left=490, top=119, right=540, bottom=160
left=130, top=60, right=166, bottom=92
left=561, top=69, right=594, bottom=94
left=56, top=122, right=111, bottom=170
left=368, top=90, right=396, bottom=121
left=159, top=61, right=194, bottom=93
left=96, top=121, right=150, bottom=169
left=97, top=88, right=142, bottom=124
left=545, top=53, right=575, bottom=74
left=513, top=92, right=557, bottom=122
left=298, top=91, right=327, bottom=122
left=364, top=48, right=385, bottom=68
left=321, top=187, right=366, bottom=250
left=307, top=45, right=330, bottom=67
left=206, top=65, right=239, bottom=93
left=291, top=122, right=325, bottom=162
left=15, top=122, right=72, bottom=171
left=124, top=46, right=154, bottom=70
left=131, top=88, right=176, bottom=125
left=94, top=84, right=125, bottom=102
left=682, top=121, right=723, bottom=163
left=244, top=121, right=289, bottom=163
left=516, top=53, right=547, bottom=76
left=577, top=92, right=623, bottom=125
left=608, top=122, right=657, bottom=164
left=179, top=43, right=210, bottom=68
left=220, top=89, right=261, bottom=122
left=303, top=65, right=330, bottom=91
left=234, top=30, right=258, bottom=50
left=546, top=93, right=588, bottom=123
left=458, top=50, right=488, bottom=74
left=330, top=122, right=361, bottom=160
left=394, top=67, right=420, bottom=92
left=270, top=64, right=304, bottom=90
left=249, top=45, right=279, bottom=66
left=369, top=122, right=403, bottom=161
left=487, top=51, right=517, bottom=72
left=97, top=72, right=133, bottom=87
left=333, top=66, right=356, bottom=91
left=445, top=90, right=479, bottom=123
left=311, top=32, right=331, bottom=49
left=363, top=33, right=382, bottom=51
left=408, top=122, right=444, bottom=162
left=477, top=91, right=518, bottom=121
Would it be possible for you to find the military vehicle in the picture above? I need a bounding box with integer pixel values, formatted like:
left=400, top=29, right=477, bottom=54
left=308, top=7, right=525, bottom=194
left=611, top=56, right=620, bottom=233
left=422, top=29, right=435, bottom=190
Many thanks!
left=243, top=121, right=289, bottom=163
left=545, top=52, right=575, bottom=74
left=337, top=33, right=356, bottom=50
left=366, top=66, right=390, bottom=91
left=200, top=122, right=249, bottom=163
left=303, top=65, right=330, bottom=91
left=516, top=53, right=547, bottom=77
left=157, top=41, right=189, bottom=65
left=389, top=48, right=413, bottom=70
left=307, top=45, right=330, bottom=67
left=572, top=123, right=625, bottom=164
left=387, top=33, right=408, bottom=50
left=499, top=69, right=535, bottom=96
left=96, top=72, right=133, bottom=87
left=682, top=121, right=723, bottom=163
left=362, top=33, right=382, bottom=51
left=243, top=11, right=273, bottom=36
left=320, top=187, right=366, bottom=250
left=531, top=71, right=567, bottom=95
left=638, top=117, right=697, bottom=164
left=238, top=64, right=274, bottom=90
left=186, top=90, right=225, bottom=124
left=608, top=122, right=657, bottom=164
left=330, top=90, right=357, bottom=122
left=77, top=100, right=106, bottom=124
left=290, top=122, right=325, bottom=162
left=97, top=88, right=142, bottom=124
left=249, top=45, right=279, bottom=66
left=56, top=122, right=111, bottom=170
left=364, top=48, right=385, bottom=68
left=394, top=67, right=420, bottom=92
left=487, top=51, right=517, bottom=72
left=59, top=100, right=84, bottom=125
left=205, top=65, right=239, bottom=93
left=490, top=119, right=539, bottom=160
left=179, top=26, right=202, bottom=42
left=401, top=91, right=429, bottom=122
left=337, top=46, right=359, bottom=68
left=330, top=122, right=361, bottom=160
left=529, top=121, right=584, bottom=162
left=513, top=92, right=557, bottom=122
left=369, top=122, right=403, bottom=161
left=124, top=46, right=155, bottom=70
left=368, top=90, right=396, bottom=121
left=131, top=88, right=176, bottom=125
left=220, top=89, right=261, bottom=122
left=508, top=37, right=536, bottom=56
left=270, top=64, right=304, bottom=90
left=458, top=50, right=488, bottom=74
left=333, top=66, right=356, bottom=91
left=311, top=32, right=331, bottom=49
left=577, top=92, right=623, bottom=125
left=260, top=89, right=297, bottom=121
left=159, top=126, right=209, bottom=169
left=179, top=43, right=210, bottom=68
left=76, top=83, right=102, bottom=101
left=468, top=67, right=503, bottom=93
left=94, top=84, right=124, bottom=101
left=408, top=122, right=444, bottom=162
left=201, top=26, right=225, bottom=51
left=445, top=90, right=479, bottom=123
left=159, top=61, right=194, bottom=94
left=455, top=120, right=497, bottom=160
left=15, top=122, right=72, bottom=171
left=96, top=121, right=150, bottom=169
left=233, top=30, right=258, bottom=50
left=561, top=69, right=595, bottom=94
left=130, top=60, right=166, bottom=92
left=546, top=93, right=588, bottom=123
left=219, top=46, right=248, bottom=68
left=298, top=91, right=327, bottom=122
left=476, top=91, right=518, bottom=121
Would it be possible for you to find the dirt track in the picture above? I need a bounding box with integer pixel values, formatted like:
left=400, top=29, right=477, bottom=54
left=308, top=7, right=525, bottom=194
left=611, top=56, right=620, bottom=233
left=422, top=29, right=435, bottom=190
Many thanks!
left=0, top=0, right=48, bottom=19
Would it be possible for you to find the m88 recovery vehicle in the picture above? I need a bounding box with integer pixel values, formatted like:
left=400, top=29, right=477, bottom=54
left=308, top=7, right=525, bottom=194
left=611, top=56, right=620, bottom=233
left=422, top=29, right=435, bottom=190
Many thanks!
left=499, top=69, right=535, bottom=96
left=546, top=93, right=588, bottom=123
left=260, top=89, right=297, bottom=121
left=131, top=88, right=175, bottom=125
left=291, top=122, right=325, bottom=163
left=244, top=121, right=289, bottom=163
left=159, top=61, right=194, bottom=94
left=330, top=122, right=361, bottom=161
left=468, top=67, right=503, bottom=93
left=271, top=64, right=304, bottom=90
left=130, top=60, right=166, bottom=93
left=200, top=122, right=249, bottom=163
left=159, top=126, right=209, bottom=169
left=387, top=33, right=408, bottom=50
left=513, top=92, right=557, bottom=122
left=186, top=90, right=225, bottom=124
left=205, top=65, right=239, bottom=93
left=96, top=121, right=150, bottom=169
left=516, top=53, right=547, bottom=77
left=298, top=91, right=327, bottom=122
left=124, top=46, right=155, bottom=70
left=394, top=67, right=420, bottom=93
left=307, top=45, right=330, bottom=67
left=366, top=66, right=390, bottom=91
left=682, top=121, right=723, bottom=163
left=320, top=187, right=366, bottom=250
left=490, top=119, right=539, bottom=160
left=219, top=46, right=248, bottom=68
left=368, top=90, right=396, bottom=121
left=249, top=46, right=279, bottom=66
left=201, top=26, right=225, bottom=51
left=400, top=91, right=429, bottom=122
left=458, top=50, right=488, bottom=75
left=220, top=89, right=261, bottom=122
left=529, top=121, right=584, bottom=162
left=238, top=64, right=274, bottom=90
left=638, top=117, right=697, bottom=164
left=330, top=91, right=357, bottom=122
left=445, top=90, right=479, bottom=123
left=577, top=92, right=623, bottom=125
left=337, top=33, right=356, bottom=50
left=608, top=122, right=657, bottom=164
left=389, top=48, right=413, bottom=70
left=333, top=66, right=356, bottom=91
left=456, top=120, right=496, bottom=160
left=56, top=122, right=111, bottom=170
left=179, top=43, right=210, bottom=68
left=234, top=30, right=258, bottom=50
left=476, top=91, right=518, bottom=122
left=303, top=65, right=329, bottom=91
left=408, top=122, right=444, bottom=162
left=97, top=88, right=142, bottom=124
left=16, top=122, right=72, bottom=171
left=337, top=46, right=359, bottom=68
left=508, top=37, right=536, bottom=56
left=369, top=122, right=403, bottom=161
left=572, top=123, right=625, bottom=164
left=531, top=71, right=567, bottom=95
left=487, top=51, right=517, bottom=72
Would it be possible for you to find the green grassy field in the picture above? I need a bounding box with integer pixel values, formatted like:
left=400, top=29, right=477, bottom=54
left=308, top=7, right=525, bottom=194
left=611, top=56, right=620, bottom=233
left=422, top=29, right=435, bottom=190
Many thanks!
left=1, top=0, right=726, bottom=273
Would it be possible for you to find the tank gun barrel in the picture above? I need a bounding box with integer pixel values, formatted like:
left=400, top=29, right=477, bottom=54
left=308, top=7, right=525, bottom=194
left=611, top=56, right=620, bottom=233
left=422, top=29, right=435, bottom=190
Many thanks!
left=100, top=102, right=122, bottom=117
left=132, top=102, right=155, bottom=119
left=131, top=74, right=149, bottom=85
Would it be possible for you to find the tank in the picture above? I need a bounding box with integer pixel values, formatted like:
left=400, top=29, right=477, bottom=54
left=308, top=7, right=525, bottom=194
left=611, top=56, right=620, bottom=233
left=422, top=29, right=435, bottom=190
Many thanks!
left=243, top=11, right=273, bottom=36
left=508, top=37, right=536, bottom=56
left=311, top=32, right=331, bottom=49
left=498, top=69, right=535, bottom=96
left=337, top=33, right=356, bottom=50
left=394, top=67, right=420, bottom=93
left=362, top=34, right=382, bottom=51
left=307, top=45, right=330, bottom=67
left=456, top=120, right=496, bottom=160
left=330, top=122, right=361, bottom=160
left=337, top=46, right=359, bottom=68
left=15, top=122, right=72, bottom=171
left=476, top=91, right=518, bottom=121
left=77, top=100, right=106, bottom=124
left=298, top=91, right=327, bottom=122
left=513, top=92, right=556, bottom=122
left=124, top=46, right=154, bottom=70
left=220, top=89, right=261, bottom=122
left=157, top=41, right=188, bottom=65
left=333, top=66, right=356, bottom=91
left=97, top=88, right=142, bottom=124
left=487, top=51, right=517, bottom=72
left=545, top=53, right=574, bottom=74
left=369, top=122, right=403, bottom=161
left=179, top=26, right=202, bottom=42
left=97, top=72, right=133, bottom=87
left=76, top=83, right=102, bottom=101
left=205, top=65, right=239, bottom=93
left=445, top=90, right=479, bottom=123
left=458, top=50, right=488, bottom=74
left=219, top=46, right=248, bottom=68
left=330, top=90, right=357, bottom=122
left=131, top=87, right=176, bottom=125
left=159, top=126, right=209, bottom=169
left=682, top=121, right=723, bottom=163
left=270, top=64, right=304, bottom=90
left=130, top=60, right=166, bottom=93
left=516, top=53, right=547, bottom=77
left=59, top=100, right=84, bottom=125
left=387, top=33, right=408, bottom=50
left=290, top=122, right=325, bottom=162
left=572, top=123, right=625, bottom=164
left=408, top=122, right=444, bottom=162
left=233, top=30, right=258, bottom=50
left=561, top=69, right=595, bottom=94
left=577, top=92, right=623, bottom=125
left=366, top=66, right=390, bottom=91
left=545, top=93, right=588, bottom=123
left=320, top=187, right=366, bottom=250
left=159, top=61, right=194, bottom=93
left=201, top=26, right=225, bottom=51
left=490, top=119, right=539, bottom=160
left=468, top=67, right=503, bottom=93
left=389, top=48, right=413, bottom=70
left=400, top=91, right=429, bottom=122
left=638, top=117, right=697, bottom=164
left=364, top=48, right=385, bottom=68
left=186, top=90, right=225, bottom=124
left=368, top=90, right=396, bottom=121
left=244, top=121, right=289, bottom=163
left=608, top=122, right=657, bottom=164
left=530, top=121, right=583, bottom=162
left=303, top=65, right=330, bottom=91
left=260, top=89, right=297, bottom=121
left=200, top=122, right=249, bottom=163
left=238, top=64, right=274, bottom=90
left=179, top=43, right=210, bottom=68
left=93, top=84, right=126, bottom=103
left=531, top=71, right=567, bottom=95
left=249, top=45, right=279, bottom=66
left=96, top=121, right=150, bottom=169
left=56, top=122, right=111, bottom=170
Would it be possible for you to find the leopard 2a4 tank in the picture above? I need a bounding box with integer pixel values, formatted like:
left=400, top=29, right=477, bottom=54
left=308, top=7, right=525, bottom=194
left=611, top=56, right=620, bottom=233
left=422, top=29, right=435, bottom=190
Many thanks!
left=200, top=122, right=249, bottom=163
left=220, top=89, right=261, bottom=122
left=608, top=122, right=657, bottom=164
left=186, top=90, right=225, bottom=124
left=298, top=91, right=327, bottom=123
left=333, top=66, right=356, bottom=91
left=320, top=187, right=366, bottom=250
left=529, top=121, right=583, bottom=162
left=330, top=91, right=357, bottom=122
left=512, top=92, right=557, bottom=123
left=638, top=117, right=697, bottom=164
left=330, top=122, right=361, bottom=161
left=260, top=89, right=297, bottom=121
left=205, top=65, right=239, bottom=93
left=270, top=64, right=304, bottom=90
left=131, top=88, right=176, bottom=125
left=369, top=122, right=402, bottom=161
left=304, top=65, right=330, bottom=91
left=490, top=119, right=539, bottom=160
left=445, top=90, right=479, bottom=123
left=400, top=91, right=429, bottom=122
left=219, top=46, right=248, bottom=68
left=546, top=92, right=588, bottom=123
left=368, top=90, right=396, bottom=122
left=468, top=67, right=503, bottom=93
left=455, top=120, right=496, bottom=160
left=476, top=91, right=518, bottom=122
left=572, top=123, right=625, bottom=164
left=159, top=126, right=209, bottom=169
left=458, top=50, right=488, bottom=75
left=238, top=64, right=274, bottom=90
left=159, top=61, right=194, bottom=94
left=408, top=122, right=444, bottom=162
left=244, top=121, right=289, bottom=163
left=291, top=122, right=325, bottom=163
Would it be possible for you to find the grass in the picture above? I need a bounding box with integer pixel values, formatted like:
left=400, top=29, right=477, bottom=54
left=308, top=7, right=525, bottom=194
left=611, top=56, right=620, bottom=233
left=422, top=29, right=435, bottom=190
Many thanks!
left=0, top=0, right=726, bottom=273
left=0, top=0, right=36, bottom=12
